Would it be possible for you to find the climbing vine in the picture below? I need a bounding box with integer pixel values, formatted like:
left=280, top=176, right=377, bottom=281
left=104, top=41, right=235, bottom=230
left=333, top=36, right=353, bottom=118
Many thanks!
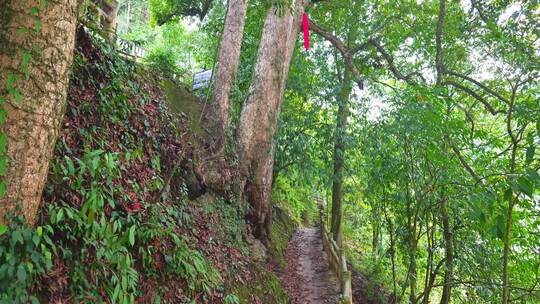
left=0, top=2, right=55, bottom=303
left=0, top=0, right=47, bottom=204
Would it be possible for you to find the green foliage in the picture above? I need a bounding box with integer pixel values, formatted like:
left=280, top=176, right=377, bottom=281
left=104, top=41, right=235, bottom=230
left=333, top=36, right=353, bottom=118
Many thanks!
left=45, top=149, right=223, bottom=302
left=224, top=294, right=240, bottom=304
left=47, top=150, right=140, bottom=302
left=272, top=176, right=317, bottom=225
left=149, top=0, right=213, bottom=25
left=0, top=26, right=235, bottom=302
left=0, top=215, right=53, bottom=304
left=197, top=195, right=248, bottom=250
left=231, top=265, right=290, bottom=304
left=144, top=47, right=185, bottom=80
left=271, top=1, right=539, bottom=303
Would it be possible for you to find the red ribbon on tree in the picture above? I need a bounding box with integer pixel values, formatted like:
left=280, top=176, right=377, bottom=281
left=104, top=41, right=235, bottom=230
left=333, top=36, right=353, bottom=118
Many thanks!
left=302, top=12, right=310, bottom=51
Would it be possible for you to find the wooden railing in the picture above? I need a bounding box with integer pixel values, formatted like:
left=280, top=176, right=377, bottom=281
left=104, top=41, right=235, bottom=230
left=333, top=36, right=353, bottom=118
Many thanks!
left=319, top=205, right=353, bottom=304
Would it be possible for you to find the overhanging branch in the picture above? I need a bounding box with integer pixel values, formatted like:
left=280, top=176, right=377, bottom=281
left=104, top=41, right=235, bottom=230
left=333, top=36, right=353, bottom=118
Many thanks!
left=367, top=39, right=419, bottom=84
left=309, top=20, right=364, bottom=90
left=443, top=80, right=504, bottom=115
left=445, top=70, right=510, bottom=104
left=450, top=144, right=484, bottom=186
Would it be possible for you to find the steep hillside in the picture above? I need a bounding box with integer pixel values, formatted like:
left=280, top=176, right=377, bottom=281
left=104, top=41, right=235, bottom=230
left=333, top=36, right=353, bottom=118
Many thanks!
left=0, top=27, right=293, bottom=304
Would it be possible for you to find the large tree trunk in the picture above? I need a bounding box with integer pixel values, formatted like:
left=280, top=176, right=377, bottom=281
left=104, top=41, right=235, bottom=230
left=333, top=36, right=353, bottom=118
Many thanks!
left=211, top=0, right=248, bottom=153
left=330, top=70, right=352, bottom=247
left=237, top=0, right=308, bottom=244
left=0, top=0, right=79, bottom=225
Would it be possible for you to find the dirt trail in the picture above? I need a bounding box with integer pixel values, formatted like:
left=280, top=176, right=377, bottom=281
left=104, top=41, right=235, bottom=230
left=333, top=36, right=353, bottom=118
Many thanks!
left=281, top=228, right=340, bottom=304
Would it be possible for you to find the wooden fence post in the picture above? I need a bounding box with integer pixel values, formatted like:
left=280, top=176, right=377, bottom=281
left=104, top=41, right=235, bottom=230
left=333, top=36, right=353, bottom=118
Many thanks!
left=342, top=270, right=353, bottom=304
left=319, top=197, right=353, bottom=304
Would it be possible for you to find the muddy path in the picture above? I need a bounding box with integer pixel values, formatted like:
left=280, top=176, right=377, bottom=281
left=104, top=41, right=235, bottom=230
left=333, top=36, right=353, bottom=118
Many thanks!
left=281, top=228, right=340, bottom=304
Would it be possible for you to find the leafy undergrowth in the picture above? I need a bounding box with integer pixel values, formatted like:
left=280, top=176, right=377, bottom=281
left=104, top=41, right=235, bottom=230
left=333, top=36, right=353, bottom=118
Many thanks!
left=0, top=27, right=287, bottom=304
left=345, top=248, right=396, bottom=304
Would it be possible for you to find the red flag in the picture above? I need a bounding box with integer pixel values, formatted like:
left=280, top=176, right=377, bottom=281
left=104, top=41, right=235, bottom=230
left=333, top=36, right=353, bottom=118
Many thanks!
left=302, top=13, right=310, bottom=51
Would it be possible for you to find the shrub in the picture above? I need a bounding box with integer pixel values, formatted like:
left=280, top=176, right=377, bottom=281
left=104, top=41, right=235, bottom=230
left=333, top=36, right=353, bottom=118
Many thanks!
left=144, top=47, right=186, bottom=81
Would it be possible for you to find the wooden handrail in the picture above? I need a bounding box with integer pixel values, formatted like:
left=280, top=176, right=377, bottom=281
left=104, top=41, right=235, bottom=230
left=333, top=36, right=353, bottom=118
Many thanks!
left=319, top=205, right=353, bottom=304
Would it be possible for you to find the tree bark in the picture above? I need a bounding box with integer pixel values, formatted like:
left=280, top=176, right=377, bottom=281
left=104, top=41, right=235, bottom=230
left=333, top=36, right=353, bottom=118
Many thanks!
left=331, top=69, right=352, bottom=247
left=385, top=208, right=398, bottom=299
left=126, top=0, right=132, bottom=34
left=211, top=0, right=248, bottom=153
left=404, top=177, right=419, bottom=304
left=237, top=0, right=309, bottom=244
left=0, top=0, right=79, bottom=225
left=440, top=190, right=454, bottom=304
left=372, top=203, right=382, bottom=255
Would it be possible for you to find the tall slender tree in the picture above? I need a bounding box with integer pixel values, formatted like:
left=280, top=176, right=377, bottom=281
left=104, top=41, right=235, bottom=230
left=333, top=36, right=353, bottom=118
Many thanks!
left=330, top=67, right=352, bottom=247
left=211, top=0, right=248, bottom=153
left=237, top=0, right=309, bottom=243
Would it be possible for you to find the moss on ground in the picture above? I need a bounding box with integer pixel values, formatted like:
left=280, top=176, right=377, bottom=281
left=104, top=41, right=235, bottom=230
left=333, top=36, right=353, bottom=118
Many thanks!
left=268, top=205, right=297, bottom=269
left=232, top=264, right=290, bottom=304
left=161, top=79, right=203, bottom=135
left=223, top=204, right=298, bottom=303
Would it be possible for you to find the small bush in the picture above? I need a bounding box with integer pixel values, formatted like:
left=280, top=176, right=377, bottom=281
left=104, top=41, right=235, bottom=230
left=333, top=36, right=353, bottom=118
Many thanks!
left=144, top=48, right=187, bottom=80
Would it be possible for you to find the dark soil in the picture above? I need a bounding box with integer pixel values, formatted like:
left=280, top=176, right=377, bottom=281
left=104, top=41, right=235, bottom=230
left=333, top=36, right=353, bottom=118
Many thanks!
left=281, top=228, right=340, bottom=304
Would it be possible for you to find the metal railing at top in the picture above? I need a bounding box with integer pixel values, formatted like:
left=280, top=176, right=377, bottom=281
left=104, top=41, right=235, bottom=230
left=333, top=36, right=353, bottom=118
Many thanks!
left=319, top=204, right=353, bottom=304
left=81, top=0, right=147, bottom=59
left=79, top=21, right=148, bottom=60
left=115, top=36, right=147, bottom=59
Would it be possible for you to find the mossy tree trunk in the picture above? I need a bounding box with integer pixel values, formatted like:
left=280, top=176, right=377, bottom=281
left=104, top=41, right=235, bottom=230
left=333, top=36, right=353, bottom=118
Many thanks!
left=0, top=0, right=79, bottom=225
left=211, top=0, right=248, bottom=153
left=237, top=0, right=309, bottom=244
left=330, top=69, right=352, bottom=247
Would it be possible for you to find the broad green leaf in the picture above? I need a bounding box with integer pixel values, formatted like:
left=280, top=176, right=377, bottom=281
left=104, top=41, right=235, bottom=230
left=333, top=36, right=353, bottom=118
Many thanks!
left=34, top=19, right=42, bottom=32
left=20, top=52, right=32, bottom=80
left=56, top=208, right=64, bottom=223
left=516, top=177, right=534, bottom=198
left=6, top=73, right=18, bottom=89
left=128, top=225, right=136, bottom=246
left=0, top=225, right=7, bottom=236
left=12, top=229, right=23, bottom=244
left=13, top=89, right=23, bottom=103
left=17, top=264, right=27, bottom=282
left=26, top=262, right=33, bottom=273
left=526, top=144, right=535, bottom=165
left=0, top=155, right=7, bottom=176
left=0, top=181, right=6, bottom=197
left=0, top=133, right=7, bottom=154
left=0, top=108, right=7, bottom=124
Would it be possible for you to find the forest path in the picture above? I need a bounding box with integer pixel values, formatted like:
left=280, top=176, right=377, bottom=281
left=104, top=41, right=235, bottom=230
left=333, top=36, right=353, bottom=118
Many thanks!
left=281, top=228, right=340, bottom=304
